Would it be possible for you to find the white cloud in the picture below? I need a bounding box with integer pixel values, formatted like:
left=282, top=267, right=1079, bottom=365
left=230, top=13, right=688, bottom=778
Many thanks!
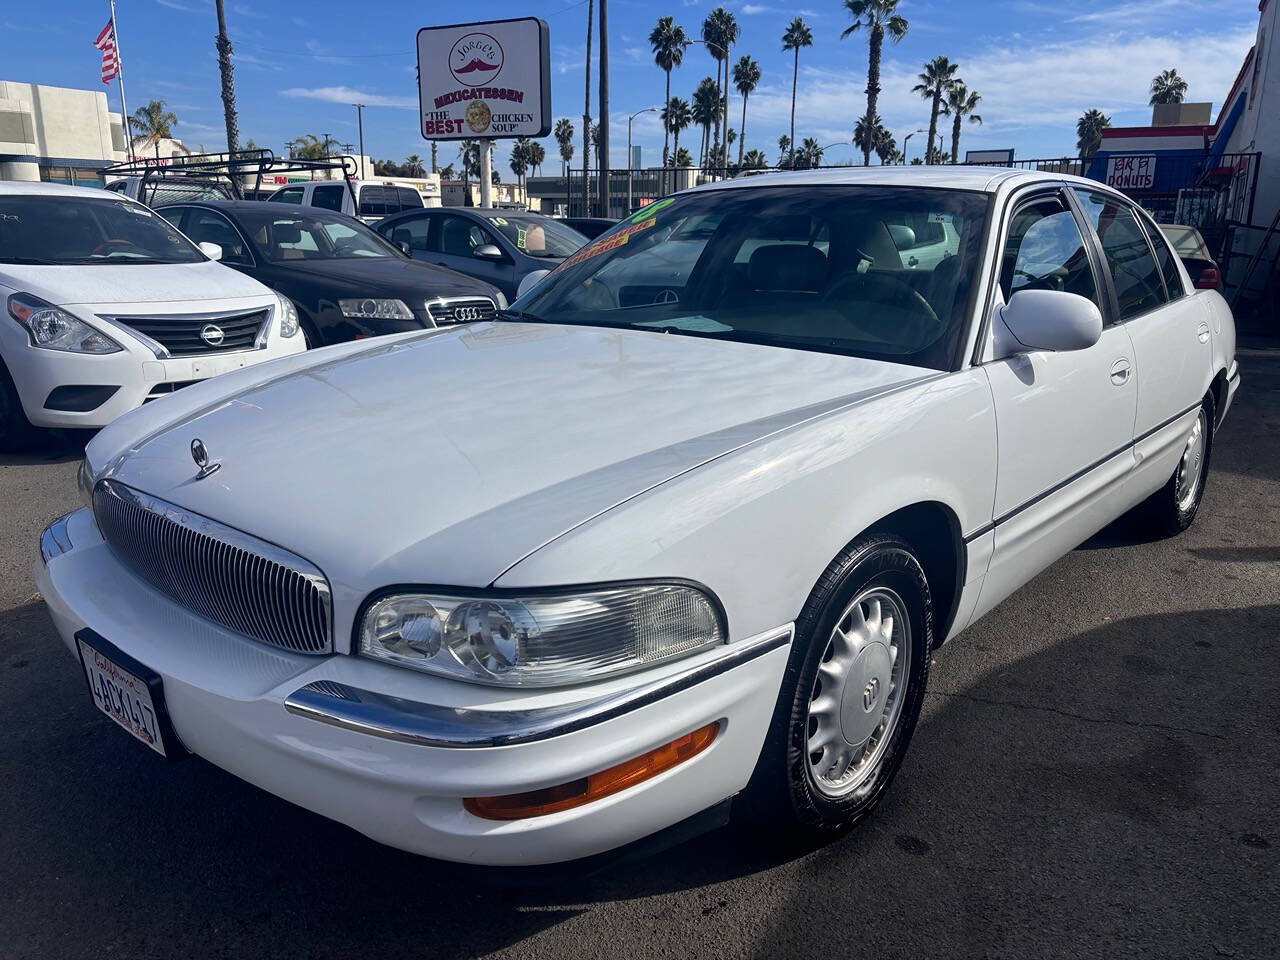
left=282, top=86, right=418, bottom=109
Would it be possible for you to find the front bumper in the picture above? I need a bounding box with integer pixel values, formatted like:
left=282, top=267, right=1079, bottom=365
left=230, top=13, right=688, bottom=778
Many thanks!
left=37, top=508, right=791, bottom=865
left=4, top=316, right=305, bottom=430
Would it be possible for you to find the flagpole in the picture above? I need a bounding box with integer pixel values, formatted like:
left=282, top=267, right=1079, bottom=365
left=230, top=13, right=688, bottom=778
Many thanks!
left=109, top=0, right=135, bottom=162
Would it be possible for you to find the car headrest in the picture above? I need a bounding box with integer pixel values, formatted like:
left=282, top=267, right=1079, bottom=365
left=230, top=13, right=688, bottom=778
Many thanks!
left=748, top=244, right=828, bottom=292
left=853, top=220, right=904, bottom=270
left=273, top=221, right=303, bottom=244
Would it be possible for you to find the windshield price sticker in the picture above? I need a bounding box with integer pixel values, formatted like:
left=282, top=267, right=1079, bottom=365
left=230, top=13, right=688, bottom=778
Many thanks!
left=553, top=218, right=656, bottom=272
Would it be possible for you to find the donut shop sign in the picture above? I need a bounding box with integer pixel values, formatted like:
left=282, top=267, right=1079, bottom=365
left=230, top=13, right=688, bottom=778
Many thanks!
left=417, top=18, right=551, bottom=140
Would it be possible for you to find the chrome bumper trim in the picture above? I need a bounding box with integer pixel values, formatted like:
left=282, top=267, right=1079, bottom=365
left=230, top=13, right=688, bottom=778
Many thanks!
left=284, top=624, right=793, bottom=748
left=39, top=513, right=75, bottom=565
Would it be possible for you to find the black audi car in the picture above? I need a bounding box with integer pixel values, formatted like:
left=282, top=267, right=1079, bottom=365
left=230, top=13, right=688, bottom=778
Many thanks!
left=155, top=201, right=503, bottom=346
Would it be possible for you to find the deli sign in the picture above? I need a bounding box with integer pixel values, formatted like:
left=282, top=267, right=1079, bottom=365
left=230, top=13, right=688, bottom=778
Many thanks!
left=417, top=18, right=551, bottom=141
left=1105, top=155, right=1157, bottom=190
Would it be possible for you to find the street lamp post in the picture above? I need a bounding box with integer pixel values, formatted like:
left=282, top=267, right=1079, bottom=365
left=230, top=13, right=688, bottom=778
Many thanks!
left=627, top=106, right=658, bottom=214
left=819, top=141, right=851, bottom=166
left=900, top=128, right=924, bottom=164
left=352, top=103, right=365, bottom=179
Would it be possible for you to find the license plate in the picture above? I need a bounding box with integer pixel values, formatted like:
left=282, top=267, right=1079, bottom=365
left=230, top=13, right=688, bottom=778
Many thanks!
left=76, top=631, right=175, bottom=758
left=192, top=356, right=248, bottom=379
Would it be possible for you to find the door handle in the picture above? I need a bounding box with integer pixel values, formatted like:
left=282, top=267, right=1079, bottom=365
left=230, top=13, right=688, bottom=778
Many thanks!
left=1197, top=321, right=1211, bottom=343
left=1110, top=359, right=1132, bottom=385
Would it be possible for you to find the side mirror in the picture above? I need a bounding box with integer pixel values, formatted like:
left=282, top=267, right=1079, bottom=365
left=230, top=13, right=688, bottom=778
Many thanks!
left=473, top=243, right=504, bottom=261
left=198, top=241, right=223, bottom=261
left=999, top=289, right=1102, bottom=352
left=397, top=241, right=412, bottom=256
left=516, top=269, right=551, bottom=299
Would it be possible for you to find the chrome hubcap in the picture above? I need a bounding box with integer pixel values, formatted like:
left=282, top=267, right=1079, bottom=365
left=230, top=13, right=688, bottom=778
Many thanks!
left=1175, top=409, right=1207, bottom=512
left=805, top=587, right=911, bottom=798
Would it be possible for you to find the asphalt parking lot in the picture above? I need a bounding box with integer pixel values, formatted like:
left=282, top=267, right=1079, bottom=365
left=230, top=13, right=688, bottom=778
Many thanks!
left=2, top=350, right=1277, bottom=960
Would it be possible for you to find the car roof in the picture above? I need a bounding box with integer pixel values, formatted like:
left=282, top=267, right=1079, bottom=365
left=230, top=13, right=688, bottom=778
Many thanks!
left=693, top=165, right=1107, bottom=195
left=0, top=181, right=125, bottom=199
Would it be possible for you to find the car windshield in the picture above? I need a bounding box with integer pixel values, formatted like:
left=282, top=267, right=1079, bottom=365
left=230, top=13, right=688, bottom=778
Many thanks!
left=486, top=215, right=585, bottom=258
left=245, top=212, right=399, bottom=262
left=510, top=185, right=991, bottom=370
left=0, top=194, right=205, bottom=265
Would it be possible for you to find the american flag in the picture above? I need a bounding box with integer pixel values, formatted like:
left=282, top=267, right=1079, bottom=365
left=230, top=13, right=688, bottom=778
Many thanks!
left=93, top=21, right=120, bottom=85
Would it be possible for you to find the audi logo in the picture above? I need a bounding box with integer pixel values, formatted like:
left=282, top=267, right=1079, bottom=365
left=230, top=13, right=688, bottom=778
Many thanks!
left=199, top=323, right=226, bottom=347
left=453, top=306, right=483, bottom=322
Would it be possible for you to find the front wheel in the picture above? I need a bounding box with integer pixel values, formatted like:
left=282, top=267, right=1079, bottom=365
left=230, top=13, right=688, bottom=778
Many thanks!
left=742, top=534, right=932, bottom=837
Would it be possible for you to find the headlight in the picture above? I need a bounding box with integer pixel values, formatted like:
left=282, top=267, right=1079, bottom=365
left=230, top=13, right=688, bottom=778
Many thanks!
left=275, top=295, right=300, bottom=338
left=338, top=298, right=414, bottom=321
left=8, top=294, right=121, bottom=354
left=359, top=582, right=725, bottom=687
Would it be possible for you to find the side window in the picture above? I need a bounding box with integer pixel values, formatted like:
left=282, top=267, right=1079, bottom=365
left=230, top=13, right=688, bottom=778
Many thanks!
left=437, top=215, right=490, bottom=256
left=396, top=186, right=423, bottom=210
left=1076, top=190, right=1168, bottom=318
left=357, top=186, right=387, bottom=218
left=312, top=185, right=345, bottom=212
left=184, top=209, right=252, bottom=264
left=382, top=214, right=429, bottom=252
left=271, top=187, right=304, bottom=205
left=999, top=195, right=1099, bottom=306
left=1137, top=210, right=1186, bottom=300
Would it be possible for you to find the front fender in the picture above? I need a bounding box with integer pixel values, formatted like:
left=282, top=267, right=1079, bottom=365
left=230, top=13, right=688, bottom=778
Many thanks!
left=496, top=369, right=998, bottom=641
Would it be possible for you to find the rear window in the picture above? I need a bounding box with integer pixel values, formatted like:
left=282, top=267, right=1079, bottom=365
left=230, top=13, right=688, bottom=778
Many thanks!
left=396, top=186, right=423, bottom=210
left=312, top=184, right=346, bottom=211
left=357, top=185, right=388, bottom=218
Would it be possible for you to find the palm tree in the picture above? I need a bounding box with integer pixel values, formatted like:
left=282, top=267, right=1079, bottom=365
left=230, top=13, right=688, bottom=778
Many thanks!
left=672, top=146, right=694, bottom=167
left=214, top=0, right=239, bottom=152
left=1149, top=68, right=1188, bottom=105
left=742, top=148, right=768, bottom=170
left=1076, top=108, right=1111, bottom=159
left=555, top=117, right=575, bottom=208
left=874, top=129, right=898, bottom=165
left=509, top=140, right=529, bottom=191
left=854, top=113, right=888, bottom=163
left=650, top=15, right=689, bottom=185
left=440, top=163, right=456, bottom=180
left=777, top=134, right=792, bottom=169
left=662, top=96, right=693, bottom=170
left=795, top=137, right=824, bottom=169
left=732, top=55, right=761, bottom=167
left=405, top=154, right=424, bottom=177
left=131, top=100, right=179, bottom=159
left=913, top=55, right=958, bottom=164
left=692, top=77, right=720, bottom=168
left=529, top=141, right=546, bottom=178
left=703, top=7, right=738, bottom=171
left=781, top=17, right=813, bottom=169
left=841, top=0, right=909, bottom=166
left=943, top=83, right=982, bottom=163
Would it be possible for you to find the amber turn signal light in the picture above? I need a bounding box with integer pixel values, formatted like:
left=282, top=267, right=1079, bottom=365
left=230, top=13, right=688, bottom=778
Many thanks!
left=464, top=722, right=720, bottom=821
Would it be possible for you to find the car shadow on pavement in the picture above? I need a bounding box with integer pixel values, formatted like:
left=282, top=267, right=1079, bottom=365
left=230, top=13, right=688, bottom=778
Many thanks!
left=0, top=430, right=92, bottom=467
left=4, top=596, right=1277, bottom=959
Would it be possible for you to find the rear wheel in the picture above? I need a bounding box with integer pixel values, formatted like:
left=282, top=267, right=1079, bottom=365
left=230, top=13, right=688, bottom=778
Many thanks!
left=0, top=358, right=38, bottom=453
left=742, top=534, right=932, bottom=837
left=1135, top=396, right=1214, bottom=535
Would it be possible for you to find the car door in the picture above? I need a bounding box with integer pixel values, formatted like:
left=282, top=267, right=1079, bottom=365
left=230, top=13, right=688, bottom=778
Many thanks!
left=1073, top=188, right=1214, bottom=503
left=972, top=186, right=1139, bottom=621
left=178, top=208, right=256, bottom=273
left=380, top=213, right=430, bottom=258
left=428, top=213, right=515, bottom=294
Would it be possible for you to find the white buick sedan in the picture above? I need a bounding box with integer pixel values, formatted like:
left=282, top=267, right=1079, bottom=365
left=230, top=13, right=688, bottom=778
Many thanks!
left=39, top=169, right=1238, bottom=865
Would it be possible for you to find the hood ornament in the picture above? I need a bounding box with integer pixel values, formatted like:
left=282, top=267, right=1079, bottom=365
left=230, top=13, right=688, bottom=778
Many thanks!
left=190, top=438, right=221, bottom=480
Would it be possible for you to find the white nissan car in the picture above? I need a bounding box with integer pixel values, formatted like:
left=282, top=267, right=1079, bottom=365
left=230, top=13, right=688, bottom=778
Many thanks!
left=38, top=169, right=1237, bottom=865
left=0, top=182, right=305, bottom=449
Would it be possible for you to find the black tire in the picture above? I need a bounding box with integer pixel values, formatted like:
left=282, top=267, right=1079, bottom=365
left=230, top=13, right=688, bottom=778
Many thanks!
left=741, top=534, right=933, bottom=838
left=0, top=357, right=38, bottom=454
left=1135, top=394, right=1214, bottom=536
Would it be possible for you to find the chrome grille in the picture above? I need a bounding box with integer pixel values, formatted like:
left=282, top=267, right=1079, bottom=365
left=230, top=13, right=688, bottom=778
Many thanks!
left=425, top=297, right=497, bottom=325
left=93, top=480, right=333, bottom=655
left=111, top=309, right=269, bottom=357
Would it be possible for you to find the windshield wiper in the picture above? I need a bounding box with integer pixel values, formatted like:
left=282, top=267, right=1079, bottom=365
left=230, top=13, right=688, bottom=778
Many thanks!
left=0, top=256, right=59, bottom=265
left=496, top=309, right=554, bottom=324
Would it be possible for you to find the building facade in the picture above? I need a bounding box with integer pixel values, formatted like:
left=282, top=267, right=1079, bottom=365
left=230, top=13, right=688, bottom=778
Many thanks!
left=0, top=81, right=135, bottom=184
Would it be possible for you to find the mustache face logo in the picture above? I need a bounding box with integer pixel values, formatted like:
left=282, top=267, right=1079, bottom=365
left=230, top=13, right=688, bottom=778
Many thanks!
left=455, top=58, right=499, bottom=74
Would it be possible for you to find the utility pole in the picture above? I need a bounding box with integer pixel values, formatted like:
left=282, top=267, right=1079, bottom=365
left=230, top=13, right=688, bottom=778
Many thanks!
left=597, top=0, right=610, bottom=219
left=352, top=102, right=365, bottom=179
left=107, top=0, right=135, bottom=162
left=627, top=107, right=656, bottom=215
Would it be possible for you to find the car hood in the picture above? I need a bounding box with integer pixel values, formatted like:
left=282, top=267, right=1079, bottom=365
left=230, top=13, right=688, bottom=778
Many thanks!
left=3, top=259, right=269, bottom=306
left=275, top=256, right=496, bottom=297
left=101, top=322, right=934, bottom=625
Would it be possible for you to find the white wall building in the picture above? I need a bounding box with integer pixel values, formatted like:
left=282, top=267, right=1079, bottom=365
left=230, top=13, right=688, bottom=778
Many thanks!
left=1216, top=0, right=1279, bottom=229
left=1, top=81, right=127, bottom=183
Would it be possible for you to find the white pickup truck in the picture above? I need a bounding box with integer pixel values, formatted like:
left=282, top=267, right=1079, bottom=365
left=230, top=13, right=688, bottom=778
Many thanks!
left=267, top=180, right=426, bottom=224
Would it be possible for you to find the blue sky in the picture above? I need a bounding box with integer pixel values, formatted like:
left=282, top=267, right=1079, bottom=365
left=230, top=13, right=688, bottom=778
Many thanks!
left=4, top=0, right=1260, bottom=174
